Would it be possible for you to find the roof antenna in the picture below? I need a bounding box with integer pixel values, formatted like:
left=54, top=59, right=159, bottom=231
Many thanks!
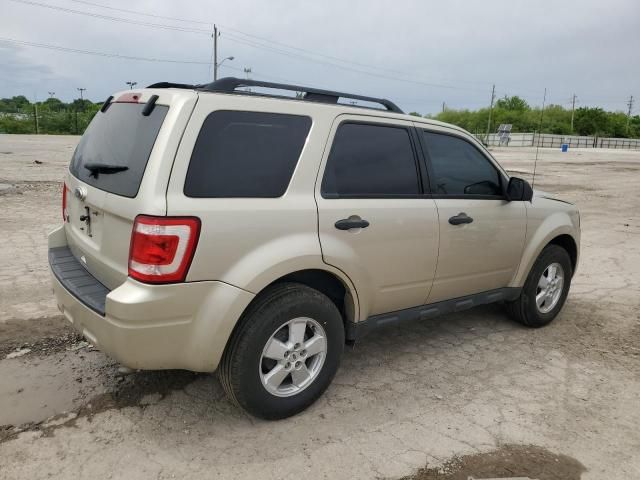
left=532, top=87, right=547, bottom=188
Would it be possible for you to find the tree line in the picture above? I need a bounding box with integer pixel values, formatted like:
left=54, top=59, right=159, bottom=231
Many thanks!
left=413, top=96, right=640, bottom=139
left=1, top=94, right=638, bottom=138
left=0, top=95, right=101, bottom=135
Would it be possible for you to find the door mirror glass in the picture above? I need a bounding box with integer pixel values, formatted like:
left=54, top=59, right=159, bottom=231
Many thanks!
left=506, top=176, right=533, bottom=202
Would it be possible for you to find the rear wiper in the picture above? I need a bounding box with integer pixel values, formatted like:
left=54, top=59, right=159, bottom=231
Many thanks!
left=84, top=162, right=129, bottom=178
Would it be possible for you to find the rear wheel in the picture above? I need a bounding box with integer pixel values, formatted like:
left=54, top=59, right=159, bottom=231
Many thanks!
left=507, top=245, right=572, bottom=328
left=219, top=283, right=344, bottom=419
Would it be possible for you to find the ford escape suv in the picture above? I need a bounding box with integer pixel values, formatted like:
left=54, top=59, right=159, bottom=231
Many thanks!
left=49, top=77, right=580, bottom=419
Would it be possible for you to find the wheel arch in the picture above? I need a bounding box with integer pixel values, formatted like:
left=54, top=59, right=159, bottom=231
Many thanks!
left=548, top=234, right=578, bottom=274
left=510, top=219, right=579, bottom=288
left=227, top=266, right=359, bottom=346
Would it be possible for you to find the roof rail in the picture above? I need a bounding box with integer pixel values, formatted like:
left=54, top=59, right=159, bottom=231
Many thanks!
left=200, top=77, right=404, bottom=113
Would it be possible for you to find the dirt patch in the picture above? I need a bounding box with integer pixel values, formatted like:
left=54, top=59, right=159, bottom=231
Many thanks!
left=404, top=444, right=586, bottom=480
left=0, top=316, right=81, bottom=358
left=0, top=365, right=202, bottom=444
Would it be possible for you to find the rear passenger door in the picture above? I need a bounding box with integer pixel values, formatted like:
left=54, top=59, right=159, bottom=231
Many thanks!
left=418, top=127, right=527, bottom=303
left=316, top=116, right=439, bottom=319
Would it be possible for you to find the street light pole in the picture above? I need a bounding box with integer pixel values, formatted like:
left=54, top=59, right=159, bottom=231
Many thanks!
left=126, top=81, right=137, bottom=90
left=214, top=56, right=235, bottom=81
left=77, top=87, right=86, bottom=112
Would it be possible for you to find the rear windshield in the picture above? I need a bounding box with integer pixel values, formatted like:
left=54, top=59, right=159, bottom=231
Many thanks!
left=69, top=102, right=168, bottom=198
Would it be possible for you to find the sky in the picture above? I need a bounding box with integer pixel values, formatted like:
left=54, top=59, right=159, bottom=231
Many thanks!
left=0, top=0, right=638, bottom=115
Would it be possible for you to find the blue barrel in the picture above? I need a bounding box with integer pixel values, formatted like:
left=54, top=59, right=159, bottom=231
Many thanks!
left=561, top=144, right=569, bottom=152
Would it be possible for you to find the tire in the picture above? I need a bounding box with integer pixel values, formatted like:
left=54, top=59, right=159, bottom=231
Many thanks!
left=507, top=244, right=573, bottom=328
left=219, top=282, right=344, bottom=420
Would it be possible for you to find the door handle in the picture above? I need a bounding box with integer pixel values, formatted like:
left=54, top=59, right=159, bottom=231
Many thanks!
left=448, top=212, right=473, bottom=225
left=335, top=216, right=370, bottom=230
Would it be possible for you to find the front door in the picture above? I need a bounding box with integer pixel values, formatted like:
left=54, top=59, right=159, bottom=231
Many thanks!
left=316, top=116, right=439, bottom=320
left=417, top=127, right=527, bottom=303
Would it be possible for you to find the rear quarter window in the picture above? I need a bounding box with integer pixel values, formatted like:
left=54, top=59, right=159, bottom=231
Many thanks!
left=70, top=103, right=168, bottom=198
left=184, top=111, right=312, bottom=198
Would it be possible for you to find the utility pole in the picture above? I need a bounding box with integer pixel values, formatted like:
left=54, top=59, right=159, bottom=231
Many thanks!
left=485, top=84, right=496, bottom=145
left=33, top=103, right=39, bottom=134
left=570, top=94, right=577, bottom=133
left=75, top=88, right=85, bottom=135
left=213, top=24, right=218, bottom=81
left=627, top=95, right=635, bottom=135
left=442, top=101, right=446, bottom=113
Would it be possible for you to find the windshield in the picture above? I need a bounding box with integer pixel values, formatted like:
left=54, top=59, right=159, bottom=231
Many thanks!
left=70, top=102, right=168, bottom=198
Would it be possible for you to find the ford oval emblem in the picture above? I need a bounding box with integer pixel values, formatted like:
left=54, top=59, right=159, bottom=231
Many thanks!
left=74, top=186, right=87, bottom=201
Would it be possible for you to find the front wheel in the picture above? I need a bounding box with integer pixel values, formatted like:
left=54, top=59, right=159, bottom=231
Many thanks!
left=219, top=283, right=344, bottom=419
left=507, top=245, right=573, bottom=328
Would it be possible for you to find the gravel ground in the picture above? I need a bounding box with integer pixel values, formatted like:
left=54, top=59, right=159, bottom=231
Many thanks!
left=0, top=134, right=639, bottom=479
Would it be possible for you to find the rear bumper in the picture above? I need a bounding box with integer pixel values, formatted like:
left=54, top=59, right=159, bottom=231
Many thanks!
left=48, top=226, right=254, bottom=372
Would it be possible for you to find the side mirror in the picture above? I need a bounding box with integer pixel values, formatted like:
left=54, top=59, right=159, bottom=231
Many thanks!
left=506, top=177, right=533, bottom=202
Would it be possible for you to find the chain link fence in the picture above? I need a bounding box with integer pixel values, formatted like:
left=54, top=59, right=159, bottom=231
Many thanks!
left=478, top=132, right=640, bottom=150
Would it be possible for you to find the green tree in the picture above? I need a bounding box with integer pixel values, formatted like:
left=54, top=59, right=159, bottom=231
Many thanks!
left=42, top=97, right=65, bottom=112
left=573, top=107, right=609, bottom=136
left=495, top=95, right=529, bottom=111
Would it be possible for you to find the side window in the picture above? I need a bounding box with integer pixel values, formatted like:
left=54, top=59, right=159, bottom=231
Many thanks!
left=422, top=131, right=502, bottom=196
left=322, top=123, right=420, bottom=197
left=184, top=111, right=311, bottom=198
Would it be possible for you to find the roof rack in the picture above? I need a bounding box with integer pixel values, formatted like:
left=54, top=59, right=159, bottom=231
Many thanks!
left=147, top=77, right=403, bottom=114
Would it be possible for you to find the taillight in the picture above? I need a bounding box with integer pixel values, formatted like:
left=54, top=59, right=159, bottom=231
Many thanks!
left=62, top=182, right=68, bottom=221
left=128, top=215, right=200, bottom=284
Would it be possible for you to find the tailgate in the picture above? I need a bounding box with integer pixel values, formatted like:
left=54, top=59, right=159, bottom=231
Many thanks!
left=63, top=89, right=197, bottom=290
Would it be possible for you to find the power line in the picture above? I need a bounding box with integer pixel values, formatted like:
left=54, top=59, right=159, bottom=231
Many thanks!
left=219, top=25, right=492, bottom=86
left=0, top=37, right=212, bottom=64
left=8, top=0, right=212, bottom=34
left=7, top=0, right=630, bottom=107
left=0, top=36, right=307, bottom=86
left=67, top=0, right=214, bottom=26
left=64, top=0, right=492, bottom=85
left=222, top=32, right=485, bottom=93
left=9, top=0, right=493, bottom=91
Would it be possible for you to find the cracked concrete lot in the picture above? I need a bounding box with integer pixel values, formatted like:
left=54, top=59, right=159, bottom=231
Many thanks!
left=1, top=134, right=639, bottom=479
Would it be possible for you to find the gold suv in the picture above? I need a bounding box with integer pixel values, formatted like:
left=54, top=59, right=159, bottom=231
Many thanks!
left=49, top=78, right=580, bottom=419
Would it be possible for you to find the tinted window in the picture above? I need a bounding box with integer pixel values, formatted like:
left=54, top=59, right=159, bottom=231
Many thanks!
left=184, top=111, right=311, bottom=198
left=422, top=131, right=502, bottom=196
left=70, top=103, right=168, bottom=198
left=322, top=123, right=419, bottom=196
